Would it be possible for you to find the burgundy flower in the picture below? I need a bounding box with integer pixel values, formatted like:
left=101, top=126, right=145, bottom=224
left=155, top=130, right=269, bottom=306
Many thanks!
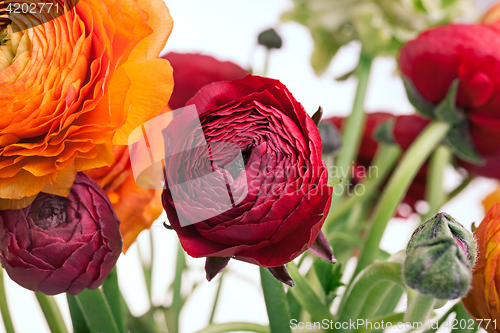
left=0, top=173, right=122, bottom=295
left=161, top=75, right=333, bottom=284
left=161, top=52, right=248, bottom=110
left=323, top=112, right=429, bottom=216
left=399, top=24, right=500, bottom=180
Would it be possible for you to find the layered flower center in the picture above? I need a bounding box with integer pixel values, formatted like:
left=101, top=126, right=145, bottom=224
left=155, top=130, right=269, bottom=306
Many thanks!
left=28, top=196, right=68, bottom=229
left=0, top=25, right=29, bottom=72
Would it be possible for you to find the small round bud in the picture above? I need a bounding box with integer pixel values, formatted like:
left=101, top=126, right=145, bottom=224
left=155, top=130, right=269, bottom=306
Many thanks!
left=403, top=212, right=477, bottom=299
left=258, top=28, right=283, bottom=49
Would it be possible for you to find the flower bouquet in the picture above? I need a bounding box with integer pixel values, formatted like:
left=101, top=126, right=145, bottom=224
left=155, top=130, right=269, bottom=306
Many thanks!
left=1, top=0, right=500, bottom=332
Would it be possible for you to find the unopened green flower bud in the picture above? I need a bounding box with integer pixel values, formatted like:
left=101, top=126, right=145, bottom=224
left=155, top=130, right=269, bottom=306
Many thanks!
left=403, top=212, right=477, bottom=300
left=258, top=28, right=283, bottom=49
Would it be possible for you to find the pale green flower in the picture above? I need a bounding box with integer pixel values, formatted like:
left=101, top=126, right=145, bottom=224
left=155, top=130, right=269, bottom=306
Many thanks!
left=282, top=0, right=476, bottom=74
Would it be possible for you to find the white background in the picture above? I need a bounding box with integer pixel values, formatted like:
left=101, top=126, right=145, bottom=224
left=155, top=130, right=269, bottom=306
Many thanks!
left=1, top=0, right=499, bottom=332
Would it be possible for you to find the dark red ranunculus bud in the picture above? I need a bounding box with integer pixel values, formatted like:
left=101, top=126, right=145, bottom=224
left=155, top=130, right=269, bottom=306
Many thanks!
left=399, top=24, right=500, bottom=180
left=0, top=172, right=122, bottom=295
left=161, top=52, right=249, bottom=110
left=161, top=75, right=333, bottom=284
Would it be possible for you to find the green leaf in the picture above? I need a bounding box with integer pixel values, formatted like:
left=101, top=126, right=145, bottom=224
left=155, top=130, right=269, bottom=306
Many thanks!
left=373, top=284, right=404, bottom=318
left=453, top=302, right=480, bottom=333
left=313, top=258, right=343, bottom=300
left=434, top=79, right=465, bottom=124
left=195, top=322, right=270, bottom=333
left=357, top=312, right=405, bottom=333
left=73, top=288, right=119, bottom=333
left=170, top=242, right=187, bottom=333
left=335, top=65, right=358, bottom=81
left=403, top=77, right=435, bottom=117
left=286, top=262, right=334, bottom=330
left=102, top=267, right=126, bottom=333
left=259, top=267, right=292, bottom=333
left=286, top=291, right=302, bottom=323
left=373, top=120, right=396, bottom=145
left=67, top=294, right=90, bottom=333
left=445, top=121, right=485, bottom=165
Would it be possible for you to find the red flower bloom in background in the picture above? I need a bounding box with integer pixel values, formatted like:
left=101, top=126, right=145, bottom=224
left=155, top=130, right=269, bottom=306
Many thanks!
left=0, top=173, right=121, bottom=295
left=162, top=75, right=333, bottom=284
left=323, top=112, right=429, bottom=216
left=161, top=53, right=248, bottom=110
left=399, top=24, right=500, bottom=180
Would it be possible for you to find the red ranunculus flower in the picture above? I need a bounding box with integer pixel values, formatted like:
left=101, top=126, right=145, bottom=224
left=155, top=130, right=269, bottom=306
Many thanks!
left=161, top=53, right=248, bottom=110
left=0, top=172, right=121, bottom=295
left=161, top=75, right=333, bottom=284
left=324, top=112, right=429, bottom=216
left=399, top=24, right=500, bottom=180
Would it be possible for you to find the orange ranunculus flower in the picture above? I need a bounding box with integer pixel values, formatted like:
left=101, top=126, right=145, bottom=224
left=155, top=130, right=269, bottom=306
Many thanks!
left=482, top=2, right=500, bottom=29
left=0, top=0, right=174, bottom=209
left=483, top=185, right=500, bottom=214
left=462, top=203, right=500, bottom=332
left=85, top=142, right=167, bottom=252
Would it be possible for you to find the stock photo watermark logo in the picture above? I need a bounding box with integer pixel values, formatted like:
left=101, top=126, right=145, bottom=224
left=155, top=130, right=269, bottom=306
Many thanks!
left=128, top=105, right=248, bottom=227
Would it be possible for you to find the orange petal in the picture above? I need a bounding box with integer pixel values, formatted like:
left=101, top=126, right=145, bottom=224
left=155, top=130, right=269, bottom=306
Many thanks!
left=113, top=59, right=174, bottom=145
left=127, top=0, right=173, bottom=61
left=484, top=185, right=500, bottom=215
left=41, top=164, right=77, bottom=197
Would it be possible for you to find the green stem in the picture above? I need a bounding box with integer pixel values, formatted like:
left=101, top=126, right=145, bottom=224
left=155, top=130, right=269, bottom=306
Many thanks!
left=445, top=177, right=473, bottom=203
left=149, top=230, right=155, bottom=300
left=137, top=232, right=153, bottom=302
left=330, top=52, right=373, bottom=208
left=423, top=145, right=451, bottom=220
left=0, top=269, right=15, bottom=333
left=35, top=293, right=69, bottom=333
left=196, top=322, right=270, bottom=333
left=404, top=293, right=436, bottom=323
left=74, top=288, right=119, bottom=333
left=353, top=120, right=450, bottom=277
left=171, top=242, right=186, bottom=333
left=325, top=144, right=401, bottom=231
left=209, top=270, right=225, bottom=324
left=263, top=49, right=271, bottom=77
left=102, top=267, right=125, bottom=333
left=259, top=267, right=292, bottom=333
left=338, top=261, right=405, bottom=332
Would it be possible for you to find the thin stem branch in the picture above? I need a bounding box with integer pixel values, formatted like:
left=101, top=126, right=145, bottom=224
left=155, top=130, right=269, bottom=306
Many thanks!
left=404, top=293, right=436, bottom=323
left=423, top=145, right=451, bottom=220
left=209, top=270, right=225, bottom=324
left=353, top=121, right=450, bottom=278
left=329, top=52, right=373, bottom=208
left=35, top=293, right=69, bottom=333
left=0, top=269, right=15, bottom=333
left=171, top=242, right=186, bottom=333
